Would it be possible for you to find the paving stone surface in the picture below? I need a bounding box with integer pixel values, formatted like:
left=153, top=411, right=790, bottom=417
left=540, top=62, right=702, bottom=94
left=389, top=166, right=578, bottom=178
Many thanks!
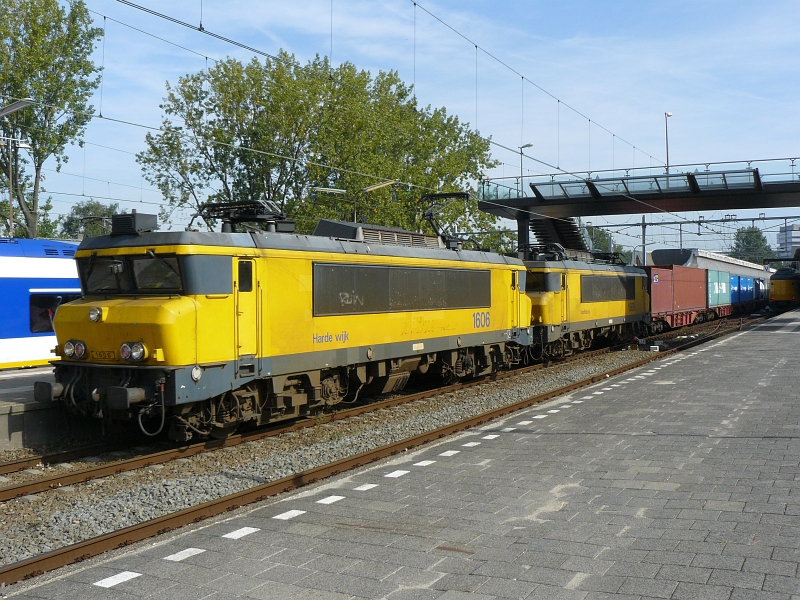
left=7, top=311, right=800, bottom=599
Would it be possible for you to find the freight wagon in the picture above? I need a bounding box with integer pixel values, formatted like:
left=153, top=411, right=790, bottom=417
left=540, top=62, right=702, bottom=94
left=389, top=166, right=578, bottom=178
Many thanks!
left=642, top=264, right=750, bottom=333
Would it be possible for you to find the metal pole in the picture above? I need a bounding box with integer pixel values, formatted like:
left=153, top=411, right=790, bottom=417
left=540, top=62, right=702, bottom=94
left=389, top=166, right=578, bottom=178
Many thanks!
left=519, top=149, right=523, bottom=197
left=7, top=140, right=12, bottom=238
left=679, top=223, right=682, bottom=250
left=641, top=215, right=646, bottom=265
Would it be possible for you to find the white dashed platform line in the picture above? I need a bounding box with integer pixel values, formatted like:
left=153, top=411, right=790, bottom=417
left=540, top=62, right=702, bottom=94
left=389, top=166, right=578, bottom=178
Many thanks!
left=559, top=404, right=571, bottom=408
left=93, top=572, right=142, bottom=588
left=439, top=450, right=460, bottom=456
left=462, top=442, right=481, bottom=447
left=532, top=415, right=547, bottom=419
left=547, top=410, right=560, bottom=414
left=610, top=384, right=620, bottom=387
left=414, top=460, right=436, bottom=466
left=601, top=387, right=613, bottom=391
left=164, top=548, right=206, bottom=562
left=482, top=435, right=500, bottom=440
left=581, top=396, right=594, bottom=399
left=354, top=483, right=378, bottom=491
left=500, top=427, right=516, bottom=432
left=385, top=470, right=410, bottom=478
left=593, top=392, right=604, bottom=395
left=272, top=511, right=305, bottom=521
left=317, top=496, right=344, bottom=504
left=224, top=526, right=262, bottom=537
left=517, top=421, right=533, bottom=425
left=571, top=401, right=583, bottom=404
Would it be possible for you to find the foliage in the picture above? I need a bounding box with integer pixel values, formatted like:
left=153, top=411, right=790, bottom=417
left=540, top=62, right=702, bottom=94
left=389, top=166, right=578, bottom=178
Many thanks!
left=58, top=199, right=122, bottom=238
left=0, top=0, right=102, bottom=238
left=729, top=226, right=775, bottom=264
left=137, top=52, right=499, bottom=239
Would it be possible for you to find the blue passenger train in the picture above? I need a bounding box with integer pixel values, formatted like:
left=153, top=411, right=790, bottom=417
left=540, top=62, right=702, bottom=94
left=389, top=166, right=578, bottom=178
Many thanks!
left=0, top=238, right=80, bottom=369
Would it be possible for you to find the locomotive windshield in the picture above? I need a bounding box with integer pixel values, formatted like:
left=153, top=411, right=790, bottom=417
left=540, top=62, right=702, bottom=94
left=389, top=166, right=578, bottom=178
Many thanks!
left=79, top=254, right=183, bottom=294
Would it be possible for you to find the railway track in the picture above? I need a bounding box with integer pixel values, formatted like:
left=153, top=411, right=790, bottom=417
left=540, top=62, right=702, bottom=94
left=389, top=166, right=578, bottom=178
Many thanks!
left=0, top=313, right=764, bottom=501
left=0, top=316, right=761, bottom=586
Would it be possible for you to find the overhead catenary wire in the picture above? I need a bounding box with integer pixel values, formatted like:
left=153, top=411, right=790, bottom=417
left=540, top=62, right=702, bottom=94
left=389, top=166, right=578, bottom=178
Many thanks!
left=8, top=3, right=771, bottom=254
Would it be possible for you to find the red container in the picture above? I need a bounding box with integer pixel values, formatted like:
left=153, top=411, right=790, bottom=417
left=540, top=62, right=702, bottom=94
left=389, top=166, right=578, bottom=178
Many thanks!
left=646, top=267, right=673, bottom=315
left=671, top=265, right=706, bottom=311
left=644, top=265, right=707, bottom=328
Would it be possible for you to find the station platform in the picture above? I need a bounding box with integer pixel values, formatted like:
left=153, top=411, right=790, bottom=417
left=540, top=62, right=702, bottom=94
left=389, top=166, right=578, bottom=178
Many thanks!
left=0, top=367, right=98, bottom=450
left=7, top=310, right=800, bottom=599
left=0, top=367, right=63, bottom=450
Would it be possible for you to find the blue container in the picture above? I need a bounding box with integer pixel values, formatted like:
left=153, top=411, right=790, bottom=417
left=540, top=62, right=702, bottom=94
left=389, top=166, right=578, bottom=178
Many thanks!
left=730, top=274, right=740, bottom=304
left=740, top=276, right=755, bottom=302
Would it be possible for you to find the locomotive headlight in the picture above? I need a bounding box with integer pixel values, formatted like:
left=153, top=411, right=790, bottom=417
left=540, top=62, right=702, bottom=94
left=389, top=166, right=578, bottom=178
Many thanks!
left=120, top=342, right=147, bottom=362
left=64, top=341, right=75, bottom=357
left=73, top=341, right=87, bottom=359
left=88, top=307, right=102, bottom=322
left=130, top=342, right=146, bottom=361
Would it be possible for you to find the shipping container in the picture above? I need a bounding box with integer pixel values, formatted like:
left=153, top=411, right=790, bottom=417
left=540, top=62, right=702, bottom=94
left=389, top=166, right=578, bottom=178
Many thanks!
left=646, top=267, right=673, bottom=315
left=672, top=265, right=706, bottom=311
left=740, top=276, right=755, bottom=303
left=643, top=265, right=707, bottom=329
left=730, top=274, right=740, bottom=304
left=707, top=270, right=731, bottom=307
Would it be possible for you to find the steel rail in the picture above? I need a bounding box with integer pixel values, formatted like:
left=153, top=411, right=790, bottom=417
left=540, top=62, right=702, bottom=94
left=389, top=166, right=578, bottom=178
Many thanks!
left=0, top=318, right=759, bottom=586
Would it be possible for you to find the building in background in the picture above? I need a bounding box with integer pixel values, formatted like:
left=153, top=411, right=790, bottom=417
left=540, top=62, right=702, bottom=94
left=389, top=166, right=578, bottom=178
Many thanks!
left=778, top=225, right=800, bottom=258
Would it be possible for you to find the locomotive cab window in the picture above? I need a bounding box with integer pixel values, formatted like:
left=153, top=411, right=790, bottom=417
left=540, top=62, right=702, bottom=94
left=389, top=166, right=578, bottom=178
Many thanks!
left=29, top=293, right=80, bottom=333
left=238, top=260, right=253, bottom=292
left=132, top=253, right=181, bottom=291
left=79, top=254, right=183, bottom=294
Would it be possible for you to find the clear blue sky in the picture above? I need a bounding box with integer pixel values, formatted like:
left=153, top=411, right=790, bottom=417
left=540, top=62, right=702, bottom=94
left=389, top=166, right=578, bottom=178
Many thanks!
left=27, top=0, right=800, bottom=253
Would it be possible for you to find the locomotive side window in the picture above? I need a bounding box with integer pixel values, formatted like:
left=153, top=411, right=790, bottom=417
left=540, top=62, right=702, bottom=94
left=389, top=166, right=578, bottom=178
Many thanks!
left=238, top=260, right=253, bottom=292
left=29, top=294, right=80, bottom=333
left=313, top=263, right=490, bottom=316
left=580, top=275, right=636, bottom=303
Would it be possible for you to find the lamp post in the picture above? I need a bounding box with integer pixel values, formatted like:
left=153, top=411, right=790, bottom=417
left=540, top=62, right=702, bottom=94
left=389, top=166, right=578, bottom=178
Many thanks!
left=664, top=112, right=672, bottom=174
left=518, top=143, right=532, bottom=197
left=1, top=98, right=33, bottom=238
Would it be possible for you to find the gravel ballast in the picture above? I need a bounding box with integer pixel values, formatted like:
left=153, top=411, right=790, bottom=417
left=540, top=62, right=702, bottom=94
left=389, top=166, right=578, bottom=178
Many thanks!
left=0, top=348, right=664, bottom=566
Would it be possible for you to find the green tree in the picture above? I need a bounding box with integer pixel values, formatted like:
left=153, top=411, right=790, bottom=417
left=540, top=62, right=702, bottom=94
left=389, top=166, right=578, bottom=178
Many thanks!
left=58, top=199, right=121, bottom=238
left=0, top=0, right=102, bottom=238
left=586, top=225, right=613, bottom=252
left=729, top=226, right=775, bottom=264
left=137, top=52, right=498, bottom=237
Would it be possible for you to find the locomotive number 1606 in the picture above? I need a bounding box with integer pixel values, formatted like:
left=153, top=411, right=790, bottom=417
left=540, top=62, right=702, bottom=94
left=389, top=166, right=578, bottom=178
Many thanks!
left=473, top=311, right=491, bottom=328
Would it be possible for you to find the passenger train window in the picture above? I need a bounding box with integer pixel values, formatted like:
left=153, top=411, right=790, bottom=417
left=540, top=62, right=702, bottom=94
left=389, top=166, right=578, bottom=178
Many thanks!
left=238, top=261, right=253, bottom=292
left=29, top=294, right=81, bottom=333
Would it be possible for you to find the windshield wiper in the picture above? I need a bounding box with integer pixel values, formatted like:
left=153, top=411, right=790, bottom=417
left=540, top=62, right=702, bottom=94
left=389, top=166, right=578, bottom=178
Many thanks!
left=147, top=250, right=181, bottom=278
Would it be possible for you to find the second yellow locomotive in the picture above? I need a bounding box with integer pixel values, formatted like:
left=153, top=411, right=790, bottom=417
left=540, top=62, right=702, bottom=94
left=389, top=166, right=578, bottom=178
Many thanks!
left=524, top=245, right=649, bottom=358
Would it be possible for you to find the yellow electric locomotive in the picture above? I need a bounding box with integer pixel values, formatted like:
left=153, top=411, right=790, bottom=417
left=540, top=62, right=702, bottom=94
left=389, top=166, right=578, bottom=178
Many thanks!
left=35, top=208, right=532, bottom=441
left=523, top=245, right=649, bottom=358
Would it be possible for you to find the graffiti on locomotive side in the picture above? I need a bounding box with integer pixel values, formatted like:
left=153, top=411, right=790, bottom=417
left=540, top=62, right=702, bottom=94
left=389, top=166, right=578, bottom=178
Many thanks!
left=339, top=291, right=364, bottom=306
